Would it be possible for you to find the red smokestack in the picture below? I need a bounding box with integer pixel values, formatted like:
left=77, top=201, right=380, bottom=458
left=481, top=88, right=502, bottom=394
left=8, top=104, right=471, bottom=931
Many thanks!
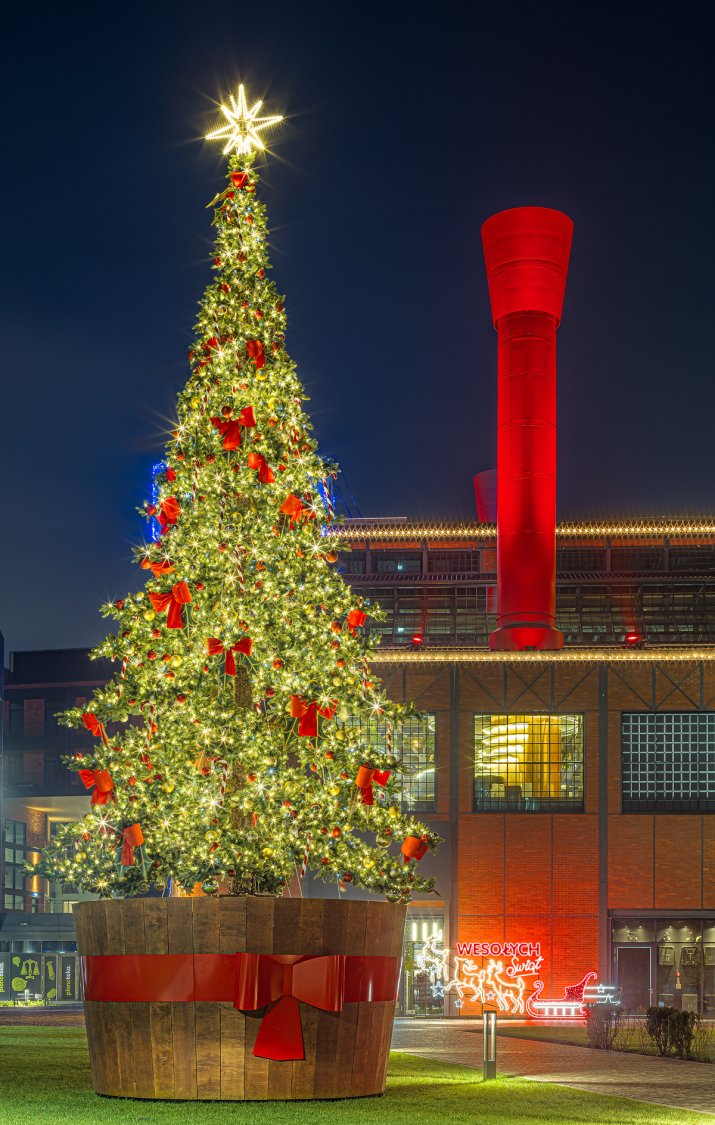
left=481, top=206, right=573, bottom=650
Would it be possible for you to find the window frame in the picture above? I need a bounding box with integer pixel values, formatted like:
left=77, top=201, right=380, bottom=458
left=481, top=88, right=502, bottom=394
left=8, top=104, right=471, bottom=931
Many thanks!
left=473, top=712, right=585, bottom=814
left=621, top=711, right=715, bottom=813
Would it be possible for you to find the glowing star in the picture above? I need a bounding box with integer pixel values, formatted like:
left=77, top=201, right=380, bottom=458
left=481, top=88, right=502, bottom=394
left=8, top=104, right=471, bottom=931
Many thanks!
left=206, top=84, right=282, bottom=155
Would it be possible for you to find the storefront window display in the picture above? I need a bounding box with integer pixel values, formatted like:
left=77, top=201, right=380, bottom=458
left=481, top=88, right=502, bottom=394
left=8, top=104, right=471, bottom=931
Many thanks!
left=612, top=918, right=715, bottom=1014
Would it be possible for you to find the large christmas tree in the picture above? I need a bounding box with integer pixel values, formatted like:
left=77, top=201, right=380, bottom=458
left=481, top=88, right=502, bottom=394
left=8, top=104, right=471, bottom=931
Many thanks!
left=38, top=87, right=438, bottom=904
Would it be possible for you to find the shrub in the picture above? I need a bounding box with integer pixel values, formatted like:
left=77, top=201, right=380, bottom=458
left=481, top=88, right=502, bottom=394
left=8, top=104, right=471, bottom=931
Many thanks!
left=586, top=1004, right=621, bottom=1049
left=645, top=1006, right=675, bottom=1056
left=668, top=1009, right=697, bottom=1059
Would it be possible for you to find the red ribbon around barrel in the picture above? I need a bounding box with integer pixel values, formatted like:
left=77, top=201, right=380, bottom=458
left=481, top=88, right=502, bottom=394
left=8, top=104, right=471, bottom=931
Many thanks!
left=79, top=769, right=115, bottom=805
left=80, top=951, right=400, bottom=1061
left=354, top=764, right=391, bottom=805
left=205, top=636, right=253, bottom=675
left=148, top=582, right=192, bottom=629
left=210, top=406, right=256, bottom=450
left=290, top=695, right=336, bottom=737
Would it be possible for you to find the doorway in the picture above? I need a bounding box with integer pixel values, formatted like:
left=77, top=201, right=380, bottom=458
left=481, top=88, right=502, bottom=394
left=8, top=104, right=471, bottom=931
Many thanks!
left=616, top=946, right=652, bottom=1012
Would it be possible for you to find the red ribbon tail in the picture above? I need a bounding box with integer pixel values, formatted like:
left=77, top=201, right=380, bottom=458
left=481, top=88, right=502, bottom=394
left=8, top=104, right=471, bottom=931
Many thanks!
left=252, top=995, right=304, bottom=1061
left=166, top=601, right=184, bottom=629
left=225, top=650, right=236, bottom=676
left=120, top=841, right=134, bottom=866
left=360, top=786, right=374, bottom=806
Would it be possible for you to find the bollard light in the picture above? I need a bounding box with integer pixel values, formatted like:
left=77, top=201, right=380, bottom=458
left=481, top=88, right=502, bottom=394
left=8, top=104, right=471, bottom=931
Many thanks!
left=483, top=1007, right=497, bottom=1080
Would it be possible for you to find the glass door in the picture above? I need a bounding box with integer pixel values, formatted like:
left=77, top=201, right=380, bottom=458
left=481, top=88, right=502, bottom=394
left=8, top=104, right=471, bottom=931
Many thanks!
left=616, top=945, right=653, bottom=1012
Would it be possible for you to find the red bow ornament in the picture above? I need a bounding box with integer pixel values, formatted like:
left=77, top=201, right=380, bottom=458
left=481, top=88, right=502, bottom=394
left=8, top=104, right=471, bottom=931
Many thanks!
left=247, top=451, right=275, bottom=483
left=210, top=406, right=256, bottom=451
left=290, top=695, right=337, bottom=737
left=354, top=764, right=391, bottom=805
left=231, top=171, right=249, bottom=189
left=82, top=712, right=108, bottom=746
left=148, top=559, right=175, bottom=578
left=346, top=609, right=367, bottom=635
left=205, top=636, right=253, bottom=675
left=245, top=339, right=265, bottom=369
left=234, top=953, right=345, bottom=1061
left=158, top=496, right=181, bottom=534
left=401, top=835, right=429, bottom=864
left=148, top=581, right=192, bottom=629
left=79, top=769, right=115, bottom=805
left=120, top=823, right=145, bottom=867
left=279, top=493, right=315, bottom=526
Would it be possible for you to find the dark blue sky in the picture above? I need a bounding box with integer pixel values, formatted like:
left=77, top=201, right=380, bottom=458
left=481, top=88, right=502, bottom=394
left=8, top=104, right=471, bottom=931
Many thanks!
left=3, top=2, right=715, bottom=652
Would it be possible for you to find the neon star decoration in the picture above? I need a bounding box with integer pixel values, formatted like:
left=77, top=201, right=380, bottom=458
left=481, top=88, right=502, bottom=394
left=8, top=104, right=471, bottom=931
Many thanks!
left=206, top=84, right=283, bottom=155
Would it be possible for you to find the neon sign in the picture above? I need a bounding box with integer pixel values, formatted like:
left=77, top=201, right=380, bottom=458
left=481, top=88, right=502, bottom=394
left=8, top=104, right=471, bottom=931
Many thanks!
left=415, top=934, right=603, bottom=1019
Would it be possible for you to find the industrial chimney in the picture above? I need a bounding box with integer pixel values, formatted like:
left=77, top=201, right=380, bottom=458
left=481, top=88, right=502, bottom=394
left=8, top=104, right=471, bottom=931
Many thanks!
left=481, top=206, right=573, bottom=650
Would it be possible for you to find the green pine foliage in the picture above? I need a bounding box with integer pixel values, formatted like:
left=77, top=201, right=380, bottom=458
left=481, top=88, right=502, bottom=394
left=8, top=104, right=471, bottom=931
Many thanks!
left=36, top=151, right=439, bottom=902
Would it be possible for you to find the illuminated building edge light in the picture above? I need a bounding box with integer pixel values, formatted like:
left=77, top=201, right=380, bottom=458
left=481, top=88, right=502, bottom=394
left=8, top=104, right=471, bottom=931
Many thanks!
left=416, top=936, right=617, bottom=1020
left=371, top=647, right=715, bottom=664
left=328, top=519, right=715, bottom=542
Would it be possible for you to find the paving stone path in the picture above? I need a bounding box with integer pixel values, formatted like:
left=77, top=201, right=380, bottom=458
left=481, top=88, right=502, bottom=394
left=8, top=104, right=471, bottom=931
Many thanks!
left=392, top=1018, right=715, bottom=1118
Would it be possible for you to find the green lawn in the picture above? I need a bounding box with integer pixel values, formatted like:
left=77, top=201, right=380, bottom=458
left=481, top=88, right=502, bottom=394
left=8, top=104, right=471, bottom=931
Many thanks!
left=0, top=1028, right=712, bottom=1125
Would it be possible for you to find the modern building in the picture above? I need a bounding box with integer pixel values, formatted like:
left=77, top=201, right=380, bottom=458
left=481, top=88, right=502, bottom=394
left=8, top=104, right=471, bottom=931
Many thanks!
left=4, top=522, right=715, bottom=1013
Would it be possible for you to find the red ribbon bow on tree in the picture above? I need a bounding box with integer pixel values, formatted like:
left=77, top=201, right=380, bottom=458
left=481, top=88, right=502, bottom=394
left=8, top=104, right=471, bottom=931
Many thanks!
left=210, top=406, right=256, bottom=451
left=354, top=764, right=391, bottom=805
left=205, top=636, right=253, bottom=675
left=247, top=451, right=275, bottom=483
left=401, top=835, right=429, bottom=864
left=148, top=581, right=192, bottom=629
left=279, top=493, right=316, bottom=526
left=289, top=695, right=337, bottom=737
left=245, top=339, right=265, bottom=369
left=120, top=823, right=145, bottom=867
left=79, top=769, right=115, bottom=805
left=82, top=712, right=108, bottom=745
left=158, top=497, right=182, bottom=534
left=234, top=953, right=345, bottom=1061
left=147, top=560, right=175, bottom=578
left=346, top=609, right=367, bottom=634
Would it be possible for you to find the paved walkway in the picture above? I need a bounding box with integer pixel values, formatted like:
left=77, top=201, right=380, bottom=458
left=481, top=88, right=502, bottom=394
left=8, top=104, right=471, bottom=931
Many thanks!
left=392, top=1018, right=715, bottom=1118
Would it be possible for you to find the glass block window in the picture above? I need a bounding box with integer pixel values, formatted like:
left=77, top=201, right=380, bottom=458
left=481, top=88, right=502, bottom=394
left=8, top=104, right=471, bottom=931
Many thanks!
left=345, top=714, right=436, bottom=811
left=474, top=714, right=584, bottom=812
left=622, top=713, right=715, bottom=812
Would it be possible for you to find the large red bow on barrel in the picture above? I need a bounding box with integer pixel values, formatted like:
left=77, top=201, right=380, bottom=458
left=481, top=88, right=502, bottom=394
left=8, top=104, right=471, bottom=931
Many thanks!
left=210, top=406, right=256, bottom=450
left=290, top=695, right=337, bottom=737
left=247, top=451, right=275, bottom=483
left=82, top=712, right=108, bottom=745
left=246, top=339, right=265, bottom=368
left=205, top=636, right=253, bottom=675
left=158, top=496, right=181, bottom=534
left=354, top=764, right=391, bottom=805
left=234, top=953, right=345, bottom=1061
left=148, top=581, right=192, bottom=629
left=79, top=769, right=115, bottom=805
left=346, top=609, right=367, bottom=634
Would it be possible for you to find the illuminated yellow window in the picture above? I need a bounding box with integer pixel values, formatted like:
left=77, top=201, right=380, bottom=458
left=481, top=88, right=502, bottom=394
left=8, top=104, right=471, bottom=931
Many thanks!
left=474, top=714, right=584, bottom=812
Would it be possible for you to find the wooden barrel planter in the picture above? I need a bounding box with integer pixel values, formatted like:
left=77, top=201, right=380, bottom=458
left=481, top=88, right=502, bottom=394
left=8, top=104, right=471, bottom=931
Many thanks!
left=74, top=897, right=406, bottom=1101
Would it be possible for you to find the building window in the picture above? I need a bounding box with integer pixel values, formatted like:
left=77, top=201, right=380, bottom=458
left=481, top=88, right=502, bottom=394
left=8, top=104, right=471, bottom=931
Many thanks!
left=23, top=699, right=45, bottom=738
left=345, top=714, right=436, bottom=812
left=373, top=551, right=422, bottom=575
left=622, top=712, right=715, bottom=812
left=428, top=551, right=480, bottom=574
left=556, top=548, right=607, bottom=573
left=611, top=548, right=664, bottom=573
left=337, top=551, right=366, bottom=575
left=474, top=714, right=584, bottom=812
left=3, top=821, right=27, bottom=911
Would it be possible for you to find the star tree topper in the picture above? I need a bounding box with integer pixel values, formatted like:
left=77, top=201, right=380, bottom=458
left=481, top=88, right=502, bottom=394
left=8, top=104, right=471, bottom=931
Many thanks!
left=206, top=84, right=283, bottom=155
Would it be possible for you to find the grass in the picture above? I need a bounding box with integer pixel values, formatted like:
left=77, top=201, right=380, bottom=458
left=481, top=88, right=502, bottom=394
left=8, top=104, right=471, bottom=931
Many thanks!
left=0, top=1028, right=713, bottom=1125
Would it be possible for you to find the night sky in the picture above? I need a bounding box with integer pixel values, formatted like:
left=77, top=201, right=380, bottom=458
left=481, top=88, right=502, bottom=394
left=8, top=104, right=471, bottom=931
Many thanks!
left=3, top=2, right=715, bottom=654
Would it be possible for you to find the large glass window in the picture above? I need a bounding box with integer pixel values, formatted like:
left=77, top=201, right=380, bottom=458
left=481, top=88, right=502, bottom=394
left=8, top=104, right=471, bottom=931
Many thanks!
left=474, top=714, right=584, bottom=812
left=622, top=712, right=715, bottom=812
left=345, top=714, right=436, bottom=811
left=3, top=821, right=27, bottom=911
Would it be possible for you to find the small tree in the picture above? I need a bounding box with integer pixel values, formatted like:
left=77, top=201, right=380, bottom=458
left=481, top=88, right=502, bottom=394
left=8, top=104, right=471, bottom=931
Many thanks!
left=36, top=86, right=439, bottom=904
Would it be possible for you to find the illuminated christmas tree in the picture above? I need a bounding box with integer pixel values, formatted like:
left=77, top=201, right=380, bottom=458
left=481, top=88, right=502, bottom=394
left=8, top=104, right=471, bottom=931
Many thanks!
left=38, top=86, right=438, bottom=904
